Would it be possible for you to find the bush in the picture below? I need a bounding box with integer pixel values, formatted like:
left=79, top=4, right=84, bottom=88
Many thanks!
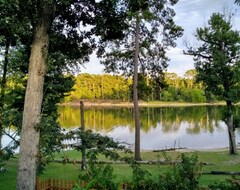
left=208, top=179, right=240, bottom=190
left=73, top=162, right=118, bottom=190
left=125, top=153, right=201, bottom=190
left=153, top=153, right=201, bottom=190
left=190, top=89, right=206, bottom=103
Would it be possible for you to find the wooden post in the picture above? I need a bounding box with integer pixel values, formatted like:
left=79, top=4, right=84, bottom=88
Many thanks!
left=80, top=101, right=87, bottom=170
left=35, top=177, right=39, bottom=190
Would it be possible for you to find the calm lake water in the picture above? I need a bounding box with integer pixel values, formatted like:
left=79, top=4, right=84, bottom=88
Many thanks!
left=58, top=105, right=240, bottom=150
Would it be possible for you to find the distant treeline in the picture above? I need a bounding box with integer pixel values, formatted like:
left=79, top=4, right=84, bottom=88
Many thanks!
left=65, top=70, right=215, bottom=103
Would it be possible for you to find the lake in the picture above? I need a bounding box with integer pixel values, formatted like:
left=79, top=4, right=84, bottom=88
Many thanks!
left=58, top=105, right=240, bottom=150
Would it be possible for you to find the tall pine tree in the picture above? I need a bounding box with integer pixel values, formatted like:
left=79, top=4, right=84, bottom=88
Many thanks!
left=99, top=0, right=183, bottom=160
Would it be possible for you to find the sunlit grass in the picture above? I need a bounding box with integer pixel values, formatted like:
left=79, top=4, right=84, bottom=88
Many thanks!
left=1, top=149, right=240, bottom=190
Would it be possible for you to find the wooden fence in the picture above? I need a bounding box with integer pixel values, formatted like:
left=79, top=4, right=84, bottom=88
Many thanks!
left=36, top=177, right=129, bottom=190
left=36, top=177, right=86, bottom=190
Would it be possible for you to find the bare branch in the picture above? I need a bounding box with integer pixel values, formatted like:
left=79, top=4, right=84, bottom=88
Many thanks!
left=2, top=130, right=19, bottom=145
left=183, top=50, right=213, bottom=60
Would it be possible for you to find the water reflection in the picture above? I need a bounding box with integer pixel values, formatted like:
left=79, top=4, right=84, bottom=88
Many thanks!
left=58, top=106, right=240, bottom=150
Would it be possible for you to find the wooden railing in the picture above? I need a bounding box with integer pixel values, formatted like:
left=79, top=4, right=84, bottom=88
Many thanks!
left=36, top=177, right=132, bottom=190
left=36, top=177, right=86, bottom=190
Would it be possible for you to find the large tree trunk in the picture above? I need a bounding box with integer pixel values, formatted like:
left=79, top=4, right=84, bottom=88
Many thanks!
left=133, top=18, right=141, bottom=161
left=16, top=2, right=53, bottom=189
left=226, top=101, right=237, bottom=155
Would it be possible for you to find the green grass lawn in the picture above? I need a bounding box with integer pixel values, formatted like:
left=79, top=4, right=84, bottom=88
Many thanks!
left=1, top=149, right=240, bottom=190
left=0, top=158, right=18, bottom=190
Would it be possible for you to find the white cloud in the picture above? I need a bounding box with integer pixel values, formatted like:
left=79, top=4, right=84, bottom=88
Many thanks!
left=80, top=53, right=104, bottom=74
left=166, top=47, right=194, bottom=76
left=167, top=0, right=239, bottom=75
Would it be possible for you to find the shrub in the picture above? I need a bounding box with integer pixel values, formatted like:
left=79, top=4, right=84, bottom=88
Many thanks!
left=73, top=162, right=118, bottom=190
left=208, top=178, right=240, bottom=190
left=126, top=153, right=201, bottom=190
left=156, top=153, right=201, bottom=190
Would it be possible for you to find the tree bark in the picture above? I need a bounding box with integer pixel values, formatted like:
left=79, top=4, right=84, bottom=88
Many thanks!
left=133, top=17, right=141, bottom=161
left=80, top=101, right=87, bottom=170
left=226, top=101, right=237, bottom=155
left=0, top=38, right=10, bottom=150
left=0, top=38, right=9, bottom=108
left=16, top=2, right=53, bottom=190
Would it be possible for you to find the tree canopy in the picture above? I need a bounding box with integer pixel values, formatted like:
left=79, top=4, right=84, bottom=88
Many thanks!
left=99, top=0, right=183, bottom=79
left=65, top=72, right=206, bottom=103
left=186, top=13, right=240, bottom=103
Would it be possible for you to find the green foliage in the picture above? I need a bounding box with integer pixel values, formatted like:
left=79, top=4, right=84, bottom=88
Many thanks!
left=128, top=73, right=153, bottom=101
left=37, top=59, right=76, bottom=174
left=186, top=12, right=240, bottom=104
left=208, top=178, right=240, bottom=190
left=65, top=71, right=209, bottom=103
left=99, top=0, right=183, bottom=98
left=161, top=87, right=206, bottom=103
left=0, top=44, right=76, bottom=175
left=65, top=128, right=131, bottom=162
left=161, top=90, right=174, bottom=101
left=1, top=0, right=134, bottom=180
left=161, top=70, right=208, bottom=103
left=137, top=74, right=152, bottom=101
left=189, top=88, right=206, bottom=103
left=37, top=116, right=62, bottom=174
left=0, top=146, right=14, bottom=172
left=155, top=153, right=201, bottom=190
left=233, top=114, right=240, bottom=129
left=73, top=163, right=118, bottom=190
left=67, top=129, right=131, bottom=190
left=69, top=74, right=131, bottom=101
left=128, top=159, right=153, bottom=190
left=222, top=106, right=240, bottom=130
left=122, top=153, right=201, bottom=190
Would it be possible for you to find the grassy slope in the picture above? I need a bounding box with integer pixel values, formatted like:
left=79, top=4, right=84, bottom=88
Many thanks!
left=1, top=149, right=240, bottom=190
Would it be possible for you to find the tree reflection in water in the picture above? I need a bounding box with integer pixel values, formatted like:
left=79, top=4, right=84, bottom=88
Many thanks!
left=58, top=105, right=239, bottom=150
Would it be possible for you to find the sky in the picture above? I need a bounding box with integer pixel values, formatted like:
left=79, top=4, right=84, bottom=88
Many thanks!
left=81, top=0, right=240, bottom=76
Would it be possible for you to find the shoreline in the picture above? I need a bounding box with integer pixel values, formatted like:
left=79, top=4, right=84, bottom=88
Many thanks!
left=59, top=101, right=226, bottom=108
left=139, top=146, right=231, bottom=152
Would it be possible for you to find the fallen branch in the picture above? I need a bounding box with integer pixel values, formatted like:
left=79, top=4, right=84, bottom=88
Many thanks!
left=202, top=171, right=240, bottom=175
left=153, top=147, right=187, bottom=152
left=52, top=159, right=212, bottom=166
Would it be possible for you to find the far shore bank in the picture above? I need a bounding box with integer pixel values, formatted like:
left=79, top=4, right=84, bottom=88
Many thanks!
left=59, top=101, right=226, bottom=107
